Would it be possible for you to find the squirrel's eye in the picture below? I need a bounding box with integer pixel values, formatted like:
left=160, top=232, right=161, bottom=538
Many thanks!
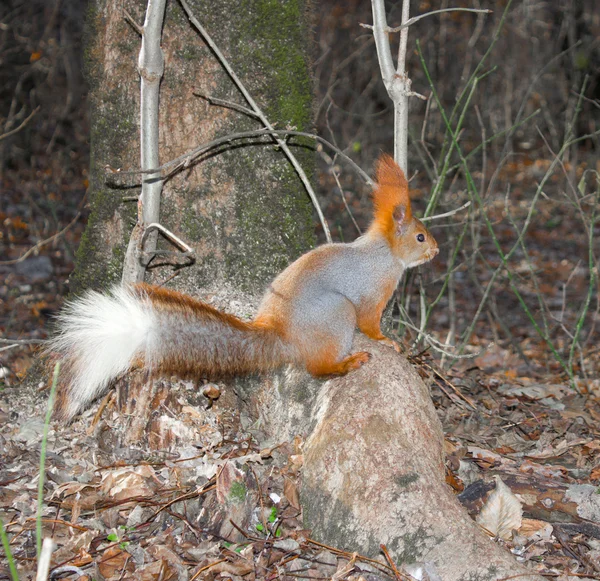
left=417, top=233, right=425, bottom=242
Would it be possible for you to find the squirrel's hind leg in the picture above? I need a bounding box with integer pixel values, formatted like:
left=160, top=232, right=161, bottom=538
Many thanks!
left=292, top=293, right=366, bottom=377
left=306, top=347, right=371, bottom=377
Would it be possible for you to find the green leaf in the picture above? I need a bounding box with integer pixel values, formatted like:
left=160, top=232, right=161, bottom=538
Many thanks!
left=268, top=506, right=277, bottom=523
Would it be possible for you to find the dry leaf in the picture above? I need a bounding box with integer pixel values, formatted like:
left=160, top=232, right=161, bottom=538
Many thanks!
left=476, top=476, right=522, bottom=540
left=211, top=559, right=254, bottom=576
left=284, top=476, right=301, bottom=510
left=518, top=518, right=553, bottom=540
left=137, top=559, right=178, bottom=581
left=97, top=546, right=134, bottom=579
left=100, top=466, right=158, bottom=501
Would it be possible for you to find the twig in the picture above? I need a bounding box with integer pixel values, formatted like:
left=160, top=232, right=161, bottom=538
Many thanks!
left=144, top=485, right=215, bottom=523
left=571, top=89, right=600, bottom=110
left=420, top=200, right=471, bottom=222
left=361, top=8, right=492, bottom=33
left=413, top=357, right=478, bottom=410
left=139, top=222, right=195, bottom=267
left=193, top=91, right=260, bottom=119
left=0, top=212, right=81, bottom=266
left=401, top=313, right=489, bottom=359
left=0, top=338, right=46, bottom=345
left=335, top=174, right=362, bottom=236
left=189, top=560, right=228, bottom=581
left=305, top=538, right=393, bottom=575
left=380, top=544, right=407, bottom=580
left=332, top=553, right=357, bottom=581
left=123, top=9, right=143, bottom=36
left=0, top=106, right=40, bottom=142
left=178, top=0, right=332, bottom=242
left=0, top=338, right=46, bottom=353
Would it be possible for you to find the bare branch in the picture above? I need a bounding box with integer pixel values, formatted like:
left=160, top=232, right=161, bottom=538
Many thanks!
left=122, top=0, right=167, bottom=285
left=0, top=338, right=46, bottom=353
left=420, top=200, right=471, bottom=222
left=0, top=338, right=46, bottom=345
left=369, top=0, right=411, bottom=170
left=108, top=128, right=374, bottom=186
left=123, top=9, right=143, bottom=36
left=0, top=212, right=81, bottom=266
left=0, top=106, right=40, bottom=142
left=193, top=91, right=260, bottom=119
left=361, top=8, right=492, bottom=32
left=140, top=223, right=195, bottom=268
left=370, top=0, right=395, bottom=84
left=391, top=8, right=492, bottom=32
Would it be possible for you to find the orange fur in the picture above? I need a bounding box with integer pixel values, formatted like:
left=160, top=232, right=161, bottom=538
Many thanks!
left=371, top=154, right=411, bottom=245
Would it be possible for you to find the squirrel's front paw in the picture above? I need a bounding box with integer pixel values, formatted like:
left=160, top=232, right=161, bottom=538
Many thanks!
left=379, top=337, right=401, bottom=353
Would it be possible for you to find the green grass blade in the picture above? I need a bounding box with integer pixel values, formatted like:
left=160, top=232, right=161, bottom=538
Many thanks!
left=0, top=516, right=19, bottom=581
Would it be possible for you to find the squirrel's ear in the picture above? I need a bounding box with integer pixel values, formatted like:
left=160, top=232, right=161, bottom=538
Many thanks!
left=394, top=204, right=409, bottom=234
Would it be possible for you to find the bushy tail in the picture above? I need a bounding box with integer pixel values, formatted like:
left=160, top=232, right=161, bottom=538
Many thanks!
left=48, top=284, right=292, bottom=421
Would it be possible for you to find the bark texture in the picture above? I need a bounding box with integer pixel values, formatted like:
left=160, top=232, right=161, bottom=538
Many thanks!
left=73, top=0, right=315, bottom=296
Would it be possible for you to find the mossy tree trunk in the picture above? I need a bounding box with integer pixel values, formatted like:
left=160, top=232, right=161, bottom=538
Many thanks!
left=73, top=0, right=315, bottom=297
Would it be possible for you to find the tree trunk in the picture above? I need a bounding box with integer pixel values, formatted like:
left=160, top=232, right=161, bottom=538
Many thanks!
left=73, top=0, right=315, bottom=296
left=297, top=337, right=543, bottom=581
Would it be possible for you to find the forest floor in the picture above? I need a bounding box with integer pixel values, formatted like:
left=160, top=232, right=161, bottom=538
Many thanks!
left=2, top=109, right=600, bottom=581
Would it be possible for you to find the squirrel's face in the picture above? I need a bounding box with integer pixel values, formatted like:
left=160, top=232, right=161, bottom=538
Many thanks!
left=395, top=217, right=439, bottom=268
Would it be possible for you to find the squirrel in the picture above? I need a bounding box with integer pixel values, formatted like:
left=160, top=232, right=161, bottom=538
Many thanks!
left=49, top=154, right=439, bottom=421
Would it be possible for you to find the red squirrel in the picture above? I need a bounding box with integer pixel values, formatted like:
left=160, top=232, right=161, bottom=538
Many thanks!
left=50, top=154, right=439, bottom=420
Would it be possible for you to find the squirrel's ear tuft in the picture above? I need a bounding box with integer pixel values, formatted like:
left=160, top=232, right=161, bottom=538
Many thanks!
left=373, top=154, right=411, bottom=216
left=371, top=154, right=412, bottom=241
left=375, top=154, right=406, bottom=188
